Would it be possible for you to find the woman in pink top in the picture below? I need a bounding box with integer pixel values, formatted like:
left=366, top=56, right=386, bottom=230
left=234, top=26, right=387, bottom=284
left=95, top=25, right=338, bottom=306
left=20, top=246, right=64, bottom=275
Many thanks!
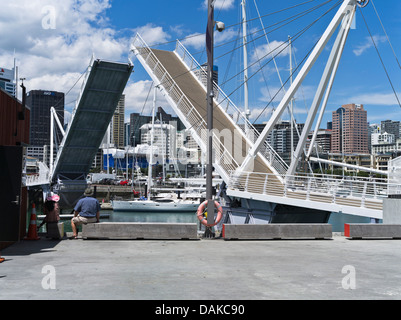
left=38, top=192, right=60, bottom=230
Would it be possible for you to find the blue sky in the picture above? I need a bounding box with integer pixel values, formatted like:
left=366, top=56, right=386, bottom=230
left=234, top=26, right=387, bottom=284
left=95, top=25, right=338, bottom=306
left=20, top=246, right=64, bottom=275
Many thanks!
left=1, top=0, right=401, bottom=128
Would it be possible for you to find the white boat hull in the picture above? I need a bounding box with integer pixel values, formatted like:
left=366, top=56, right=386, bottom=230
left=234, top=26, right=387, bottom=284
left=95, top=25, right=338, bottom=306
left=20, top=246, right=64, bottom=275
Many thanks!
left=112, top=199, right=199, bottom=212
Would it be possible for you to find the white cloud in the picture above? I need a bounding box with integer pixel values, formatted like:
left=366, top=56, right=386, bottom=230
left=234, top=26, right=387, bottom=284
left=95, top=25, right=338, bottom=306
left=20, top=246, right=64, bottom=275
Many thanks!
left=251, top=40, right=290, bottom=65
left=202, top=0, right=236, bottom=11
left=181, top=33, right=205, bottom=50
left=124, top=80, right=154, bottom=114
left=347, top=92, right=401, bottom=106
left=123, top=80, right=171, bottom=116
left=133, top=24, right=171, bottom=46
left=181, top=27, right=238, bottom=51
left=0, top=0, right=127, bottom=103
left=248, top=106, right=274, bottom=121
left=353, top=35, right=386, bottom=56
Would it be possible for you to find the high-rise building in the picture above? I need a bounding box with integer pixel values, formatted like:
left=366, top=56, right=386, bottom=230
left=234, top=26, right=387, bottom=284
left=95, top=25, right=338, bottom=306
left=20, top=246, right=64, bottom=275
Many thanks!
left=112, top=94, right=125, bottom=148
left=331, top=103, right=368, bottom=154
left=0, top=66, right=16, bottom=97
left=140, top=121, right=174, bottom=158
left=129, top=107, right=185, bottom=147
left=253, top=121, right=304, bottom=164
left=26, top=90, right=64, bottom=164
left=381, top=120, right=400, bottom=140
left=307, top=129, right=332, bottom=154
left=194, top=63, right=218, bottom=88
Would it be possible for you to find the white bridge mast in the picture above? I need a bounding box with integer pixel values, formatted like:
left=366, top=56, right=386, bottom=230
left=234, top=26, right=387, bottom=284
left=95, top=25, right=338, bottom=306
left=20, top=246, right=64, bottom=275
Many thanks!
left=236, top=0, right=359, bottom=177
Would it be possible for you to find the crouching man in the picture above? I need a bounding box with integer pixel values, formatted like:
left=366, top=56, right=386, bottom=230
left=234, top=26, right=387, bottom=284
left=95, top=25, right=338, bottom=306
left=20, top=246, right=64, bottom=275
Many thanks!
left=71, top=188, right=100, bottom=239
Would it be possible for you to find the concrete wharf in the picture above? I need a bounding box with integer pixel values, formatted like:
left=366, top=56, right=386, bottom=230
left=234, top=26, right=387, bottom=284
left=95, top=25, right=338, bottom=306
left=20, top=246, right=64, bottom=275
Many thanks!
left=1, top=234, right=401, bottom=300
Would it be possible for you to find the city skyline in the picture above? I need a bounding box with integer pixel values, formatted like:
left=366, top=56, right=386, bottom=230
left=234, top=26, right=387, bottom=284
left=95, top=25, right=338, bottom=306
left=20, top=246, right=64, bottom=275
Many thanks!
left=1, top=0, right=400, bottom=128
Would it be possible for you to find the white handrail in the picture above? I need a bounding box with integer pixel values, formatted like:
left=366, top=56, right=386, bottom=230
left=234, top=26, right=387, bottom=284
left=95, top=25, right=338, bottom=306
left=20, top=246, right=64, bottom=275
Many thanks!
left=175, top=40, right=288, bottom=178
left=228, top=170, right=400, bottom=210
left=132, top=34, right=240, bottom=179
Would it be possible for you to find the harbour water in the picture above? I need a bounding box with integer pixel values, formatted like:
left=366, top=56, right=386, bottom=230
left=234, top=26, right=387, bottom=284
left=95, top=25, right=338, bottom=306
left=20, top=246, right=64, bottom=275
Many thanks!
left=106, top=210, right=197, bottom=224
left=328, top=212, right=376, bottom=232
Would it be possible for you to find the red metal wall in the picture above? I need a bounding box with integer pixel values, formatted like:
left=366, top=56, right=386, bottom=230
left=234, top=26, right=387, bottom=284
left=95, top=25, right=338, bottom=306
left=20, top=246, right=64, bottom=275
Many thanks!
left=0, top=89, right=30, bottom=249
left=0, top=89, right=30, bottom=146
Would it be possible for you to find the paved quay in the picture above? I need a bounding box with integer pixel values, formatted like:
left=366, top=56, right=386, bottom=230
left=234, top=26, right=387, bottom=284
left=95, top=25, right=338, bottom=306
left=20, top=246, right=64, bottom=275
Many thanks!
left=1, top=234, right=401, bottom=300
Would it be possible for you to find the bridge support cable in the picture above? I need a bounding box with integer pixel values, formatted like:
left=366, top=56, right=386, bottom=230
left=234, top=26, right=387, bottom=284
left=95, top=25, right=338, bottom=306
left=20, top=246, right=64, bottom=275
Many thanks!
left=288, top=2, right=356, bottom=176
left=235, top=0, right=357, bottom=178
left=358, top=5, right=401, bottom=109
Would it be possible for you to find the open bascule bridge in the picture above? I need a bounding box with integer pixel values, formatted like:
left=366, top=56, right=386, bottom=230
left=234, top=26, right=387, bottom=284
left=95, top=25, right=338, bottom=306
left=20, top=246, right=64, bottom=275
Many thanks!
left=26, top=0, right=401, bottom=231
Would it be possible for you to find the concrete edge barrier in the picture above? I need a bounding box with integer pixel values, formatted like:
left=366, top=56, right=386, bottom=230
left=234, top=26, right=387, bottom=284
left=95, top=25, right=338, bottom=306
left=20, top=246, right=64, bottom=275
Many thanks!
left=82, top=222, right=199, bottom=240
left=344, top=223, right=401, bottom=239
left=222, top=224, right=332, bottom=240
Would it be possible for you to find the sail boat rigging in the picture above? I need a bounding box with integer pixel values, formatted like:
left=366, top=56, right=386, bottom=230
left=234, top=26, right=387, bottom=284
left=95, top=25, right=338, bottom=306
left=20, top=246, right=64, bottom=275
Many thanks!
left=112, top=85, right=199, bottom=212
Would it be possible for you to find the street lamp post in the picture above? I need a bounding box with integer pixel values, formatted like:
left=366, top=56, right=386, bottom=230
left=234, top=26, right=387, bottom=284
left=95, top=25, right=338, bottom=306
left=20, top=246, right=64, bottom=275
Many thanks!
left=205, top=0, right=224, bottom=237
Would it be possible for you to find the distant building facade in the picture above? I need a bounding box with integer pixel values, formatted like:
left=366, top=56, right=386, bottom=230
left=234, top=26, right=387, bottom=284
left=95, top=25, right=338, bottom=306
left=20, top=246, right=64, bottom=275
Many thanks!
left=0, top=66, right=16, bottom=97
left=331, top=103, right=368, bottom=154
left=112, top=94, right=125, bottom=148
left=26, top=90, right=64, bottom=165
left=129, top=107, right=185, bottom=147
left=381, top=120, right=400, bottom=140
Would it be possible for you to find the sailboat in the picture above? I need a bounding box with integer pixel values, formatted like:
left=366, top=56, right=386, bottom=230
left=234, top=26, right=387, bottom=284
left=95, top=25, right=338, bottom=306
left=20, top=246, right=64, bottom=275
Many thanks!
left=112, top=87, right=199, bottom=212
left=111, top=194, right=199, bottom=212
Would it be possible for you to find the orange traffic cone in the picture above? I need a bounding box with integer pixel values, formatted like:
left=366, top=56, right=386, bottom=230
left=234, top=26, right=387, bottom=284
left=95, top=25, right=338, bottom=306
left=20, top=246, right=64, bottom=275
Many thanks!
left=24, top=203, right=40, bottom=240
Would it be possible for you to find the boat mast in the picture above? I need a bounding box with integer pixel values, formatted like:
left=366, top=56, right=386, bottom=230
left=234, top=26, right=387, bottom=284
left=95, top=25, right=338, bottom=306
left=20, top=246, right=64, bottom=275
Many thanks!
left=242, top=0, right=250, bottom=136
left=147, top=86, right=157, bottom=200
left=289, top=35, right=294, bottom=162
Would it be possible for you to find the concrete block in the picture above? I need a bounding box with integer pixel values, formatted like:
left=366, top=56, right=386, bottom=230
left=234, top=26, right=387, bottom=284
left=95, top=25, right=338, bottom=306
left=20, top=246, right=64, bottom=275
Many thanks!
left=82, top=222, right=198, bottom=240
left=383, top=198, right=401, bottom=224
left=222, top=224, right=332, bottom=240
left=46, top=222, right=64, bottom=239
left=344, top=223, right=401, bottom=239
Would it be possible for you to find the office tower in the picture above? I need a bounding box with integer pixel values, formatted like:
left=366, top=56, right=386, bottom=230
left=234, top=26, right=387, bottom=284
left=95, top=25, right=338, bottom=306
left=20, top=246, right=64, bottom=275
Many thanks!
left=140, top=121, right=174, bottom=158
left=381, top=120, right=400, bottom=140
left=0, top=66, right=16, bottom=97
left=307, top=129, right=332, bottom=153
left=194, top=63, right=218, bottom=87
left=129, top=107, right=185, bottom=147
left=27, top=90, right=64, bottom=147
left=112, top=94, right=125, bottom=148
left=331, top=103, right=368, bottom=154
left=26, top=90, right=64, bottom=165
left=124, top=122, right=130, bottom=146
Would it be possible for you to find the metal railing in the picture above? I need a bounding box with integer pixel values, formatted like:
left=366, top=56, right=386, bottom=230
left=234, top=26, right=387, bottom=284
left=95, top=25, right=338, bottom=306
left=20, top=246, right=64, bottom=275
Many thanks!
left=228, top=171, right=401, bottom=210
left=131, top=34, right=240, bottom=180
left=24, top=162, right=50, bottom=186
left=175, top=40, right=288, bottom=178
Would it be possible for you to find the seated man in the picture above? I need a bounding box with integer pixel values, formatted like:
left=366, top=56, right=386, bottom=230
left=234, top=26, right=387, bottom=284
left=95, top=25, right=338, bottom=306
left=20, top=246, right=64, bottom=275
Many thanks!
left=71, top=188, right=100, bottom=239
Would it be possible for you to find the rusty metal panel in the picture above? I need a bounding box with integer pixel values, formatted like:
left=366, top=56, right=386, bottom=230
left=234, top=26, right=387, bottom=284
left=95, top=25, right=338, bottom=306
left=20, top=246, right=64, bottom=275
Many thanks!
left=0, top=89, right=30, bottom=146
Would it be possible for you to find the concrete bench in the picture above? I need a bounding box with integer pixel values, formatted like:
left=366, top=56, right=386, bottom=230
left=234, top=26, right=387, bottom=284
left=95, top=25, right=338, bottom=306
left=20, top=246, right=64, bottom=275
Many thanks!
left=344, top=224, right=401, bottom=239
left=46, top=222, right=65, bottom=239
left=82, top=222, right=198, bottom=240
left=222, top=224, right=332, bottom=240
